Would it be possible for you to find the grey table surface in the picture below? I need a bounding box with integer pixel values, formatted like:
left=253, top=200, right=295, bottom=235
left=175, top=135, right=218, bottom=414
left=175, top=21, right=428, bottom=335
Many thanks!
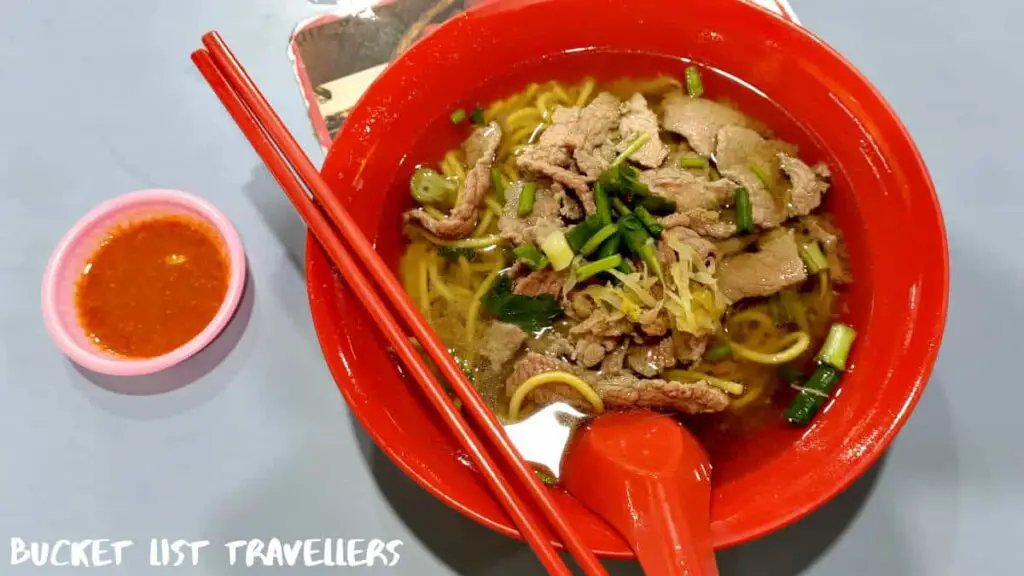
left=1, top=0, right=1019, bottom=574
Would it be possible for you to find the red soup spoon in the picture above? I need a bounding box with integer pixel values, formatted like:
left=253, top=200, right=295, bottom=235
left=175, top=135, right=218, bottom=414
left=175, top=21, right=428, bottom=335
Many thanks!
left=561, top=411, right=718, bottom=575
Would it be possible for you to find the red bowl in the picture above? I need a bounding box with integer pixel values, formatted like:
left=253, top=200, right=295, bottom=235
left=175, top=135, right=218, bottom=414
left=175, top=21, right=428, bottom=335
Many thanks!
left=305, top=0, right=948, bottom=556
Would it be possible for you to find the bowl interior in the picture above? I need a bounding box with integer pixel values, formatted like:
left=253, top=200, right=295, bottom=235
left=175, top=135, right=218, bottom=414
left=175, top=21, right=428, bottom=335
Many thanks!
left=306, top=0, right=947, bottom=556
left=43, top=190, right=245, bottom=375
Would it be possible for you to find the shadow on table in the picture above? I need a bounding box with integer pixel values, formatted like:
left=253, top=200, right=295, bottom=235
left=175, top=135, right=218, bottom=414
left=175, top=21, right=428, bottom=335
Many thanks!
left=350, top=411, right=889, bottom=576
left=715, top=455, right=887, bottom=575
left=244, top=164, right=308, bottom=273
left=68, top=268, right=255, bottom=416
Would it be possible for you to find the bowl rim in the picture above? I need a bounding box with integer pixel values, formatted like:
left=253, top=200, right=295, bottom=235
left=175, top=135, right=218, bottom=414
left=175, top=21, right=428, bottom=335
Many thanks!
left=41, top=188, right=247, bottom=376
left=307, top=0, right=949, bottom=556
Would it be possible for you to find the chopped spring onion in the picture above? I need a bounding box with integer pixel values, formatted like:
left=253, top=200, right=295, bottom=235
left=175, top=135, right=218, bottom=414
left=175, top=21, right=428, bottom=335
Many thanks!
left=800, top=241, right=829, bottom=274
left=579, top=223, right=618, bottom=257
left=517, top=182, right=537, bottom=217
left=540, top=230, right=575, bottom=271
left=595, top=181, right=612, bottom=225
left=634, top=206, right=663, bottom=237
left=514, top=244, right=549, bottom=271
left=565, top=215, right=604, bottom=252
left=450, top=108, right=466, bottom=124
left=410, top=167, right=455, bottom=204
left=685, top=65, right=704, bottom=98
left=470, top=106, right=485, bottom=125
left=785, top=322, right=857, bottom=426
left=680, top=155, right=709, bottom=170
left=618, top=258, right=636, bottom=274
left=779, top=365, right=805, bottom=383
left=612, top=197, right=632, bottom=216
left=749, top=162, right=772, bottom=187
left=576, top=254, right=623, bottom=282
left=490, top=167, right=506, bottom=203
left=619, top=214, right=663, bottom=280
left=596, top=231, right=622, bottom=260
left=817, top=323, right=857, bottom=371
left=611, top=132, right=651, bottom=167
left=785, top=364, right=841, bottom=426
left=734, top=187, right=753, bottom=234
left=420, top=232, right=505, bottom=249
left=637, top=195, right=677, bottom=215
left=704, top=343, right=733, bottom=362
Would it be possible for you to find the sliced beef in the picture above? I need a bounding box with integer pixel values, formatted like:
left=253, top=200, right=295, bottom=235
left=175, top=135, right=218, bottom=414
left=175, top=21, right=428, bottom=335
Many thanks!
left=504, top=352, right=588, bottom=408
left=640, top=309, right=672, bottom=337
left=463, top=124, right=495, bottom=166
left=505, top=353, right=729, bottom=414
left=517, top=147, right=595, bottom=214
left=715, top=125, right=799, bottom=229
left=527, top=331, right=575, bottom=358
left=661, top=209, right=739, bottom=239
left=657, top=225, right=718, bottom=270
left=405, top=122, right=502, bottom=239
left=514, top=268, right=569, bottom=299
left=780, top=154, right=831, bottom=217
left=546, top=336, right=576, bottom=358
left=575, top=142, right=618, bottom=182
left=552, top=183, right=584, bottom=221
left=714, top=125, right=793, bottom=173
left=595, top=372, right=729, bottom=414
left=566, top=307, right=634, bottom=368
left=498, top=181, right=565, bottom=245
left=600, top=344, right=629, bottom=374
left=661, top=92, right=754, bottom=157
left=672, top=331, right=708, bottom=364
left=517, top=93, right=622, bottom=211
left=573, top=337, right=615, bottom=369
left=617, top=93, right=668, bottom=168
left=722, top=167, right=784, bottom=229
left=568, top=308, right=634, bottom=340
left=716, top=229, right=808, bottom=303
left=479, top=322, right=528, bottom=369
left=639, top=167, right=735, bottom=212
left=799, top=215, right=852, bottom=284
left=626, top=338, right=676, bottom=377
left=530, top=92, right=620, bottom=181
left=565, top=291, right=595, bottom=320
left=570, top=92, right=622, bottom=180
left=537, top=106, right=581, bottom=148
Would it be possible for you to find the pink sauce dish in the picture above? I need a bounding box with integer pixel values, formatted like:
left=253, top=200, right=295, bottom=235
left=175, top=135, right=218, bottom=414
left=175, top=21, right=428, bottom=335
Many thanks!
left=41, top=189, right=247, bottom=377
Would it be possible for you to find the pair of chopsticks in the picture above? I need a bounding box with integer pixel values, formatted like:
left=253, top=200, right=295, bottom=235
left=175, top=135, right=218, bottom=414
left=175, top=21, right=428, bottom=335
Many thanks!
left=191, top=32, right=607, bottom=576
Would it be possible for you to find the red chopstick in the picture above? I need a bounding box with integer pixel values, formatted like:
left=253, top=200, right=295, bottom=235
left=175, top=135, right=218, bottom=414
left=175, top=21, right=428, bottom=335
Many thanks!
left=192, top=32, right=608, bottom=576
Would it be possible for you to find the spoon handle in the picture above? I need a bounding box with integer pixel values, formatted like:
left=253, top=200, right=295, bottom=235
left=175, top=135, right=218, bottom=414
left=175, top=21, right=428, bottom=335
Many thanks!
left=622, top=476, right=718, bottom=576
left=562, top=411, right=719, bottom=576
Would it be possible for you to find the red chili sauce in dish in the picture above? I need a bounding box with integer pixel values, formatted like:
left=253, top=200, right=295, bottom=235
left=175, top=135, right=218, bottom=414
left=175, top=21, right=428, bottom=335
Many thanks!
left=76, top=216, right=229, bottom=358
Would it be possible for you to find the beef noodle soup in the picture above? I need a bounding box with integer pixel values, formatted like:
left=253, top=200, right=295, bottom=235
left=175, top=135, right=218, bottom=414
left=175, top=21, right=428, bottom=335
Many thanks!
left=397, top=63, right=855, bottom=462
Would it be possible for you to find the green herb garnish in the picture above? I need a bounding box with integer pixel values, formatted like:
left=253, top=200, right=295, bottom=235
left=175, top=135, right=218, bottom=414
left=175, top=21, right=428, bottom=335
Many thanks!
left=480, top=274, right=564, bottom=331
left=470, top=106, right=485, bottom=126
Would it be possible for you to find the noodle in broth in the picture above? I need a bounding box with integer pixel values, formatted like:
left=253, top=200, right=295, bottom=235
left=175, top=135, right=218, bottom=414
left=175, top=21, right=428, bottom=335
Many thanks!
left=399, top=68, right=850, bottom=439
